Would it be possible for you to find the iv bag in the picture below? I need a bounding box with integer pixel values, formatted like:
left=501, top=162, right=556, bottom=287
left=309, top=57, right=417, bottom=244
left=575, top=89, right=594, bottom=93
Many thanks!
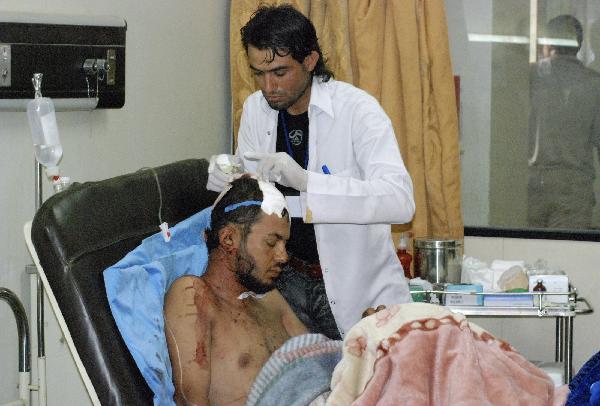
left=27, top=94, right=63, bottom=177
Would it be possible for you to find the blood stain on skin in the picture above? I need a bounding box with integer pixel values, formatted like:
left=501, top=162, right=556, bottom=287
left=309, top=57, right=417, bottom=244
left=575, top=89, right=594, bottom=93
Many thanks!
left=191, top=279, right=215, bottom=316
left=195, top=341, right=208, bottom=367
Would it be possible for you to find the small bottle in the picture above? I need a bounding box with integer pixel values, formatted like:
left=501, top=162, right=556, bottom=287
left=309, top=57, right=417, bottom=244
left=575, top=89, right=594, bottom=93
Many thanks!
left=27, top=73, right=63, bottom=180
left=533, top=279, right=546, bottom=292
left=397, top=232, right=413, bottom=279
left=533, top=279, right=546, bottom=306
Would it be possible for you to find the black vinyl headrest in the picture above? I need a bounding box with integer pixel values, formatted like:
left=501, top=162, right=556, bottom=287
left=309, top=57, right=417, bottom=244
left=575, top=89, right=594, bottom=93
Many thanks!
left=31, top=159, right=218, bottom=405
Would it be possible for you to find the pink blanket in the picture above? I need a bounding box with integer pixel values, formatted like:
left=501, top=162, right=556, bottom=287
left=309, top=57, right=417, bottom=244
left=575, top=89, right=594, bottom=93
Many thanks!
left=327, top=303, right=569, bottom=406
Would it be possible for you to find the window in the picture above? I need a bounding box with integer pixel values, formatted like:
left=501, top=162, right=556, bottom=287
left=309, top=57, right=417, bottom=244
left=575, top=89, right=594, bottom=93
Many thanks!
left=447, top=0, right=600, bottom=239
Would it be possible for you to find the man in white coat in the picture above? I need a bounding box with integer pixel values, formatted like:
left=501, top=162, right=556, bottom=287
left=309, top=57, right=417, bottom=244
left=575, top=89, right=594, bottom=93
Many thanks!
left=208, top=4, right=415, bottom=336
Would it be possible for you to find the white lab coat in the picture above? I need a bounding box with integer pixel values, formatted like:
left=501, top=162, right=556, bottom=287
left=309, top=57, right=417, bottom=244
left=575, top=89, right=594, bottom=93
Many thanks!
left=236, top=78, right=415, bottom=335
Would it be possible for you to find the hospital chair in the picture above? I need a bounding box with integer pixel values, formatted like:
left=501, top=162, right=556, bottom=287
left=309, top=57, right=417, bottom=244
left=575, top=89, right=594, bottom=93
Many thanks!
left=24, top=159, right=218, bottom=405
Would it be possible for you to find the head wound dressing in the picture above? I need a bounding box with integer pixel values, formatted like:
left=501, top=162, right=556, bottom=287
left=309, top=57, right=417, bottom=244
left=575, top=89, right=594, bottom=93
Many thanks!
left=257, top=180, right=287, bottom=218
left=213, top=178, right=288, bottom=218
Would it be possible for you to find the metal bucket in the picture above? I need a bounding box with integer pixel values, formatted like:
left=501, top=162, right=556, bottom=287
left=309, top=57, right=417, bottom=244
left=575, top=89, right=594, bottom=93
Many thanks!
left=414, top=238, right=463, bottom=284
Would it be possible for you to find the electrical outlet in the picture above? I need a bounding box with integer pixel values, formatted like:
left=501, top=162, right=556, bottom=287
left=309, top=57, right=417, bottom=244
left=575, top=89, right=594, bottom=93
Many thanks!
left=0, top=44, right=10, bottom=87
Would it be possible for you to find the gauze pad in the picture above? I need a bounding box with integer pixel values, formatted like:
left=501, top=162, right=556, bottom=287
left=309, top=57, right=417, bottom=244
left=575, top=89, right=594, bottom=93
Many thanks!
left=258, top=180, right=287, bottom=218
left=238, top=291, right=267, bottom=300
left=209, top=154, right=242, bottom=175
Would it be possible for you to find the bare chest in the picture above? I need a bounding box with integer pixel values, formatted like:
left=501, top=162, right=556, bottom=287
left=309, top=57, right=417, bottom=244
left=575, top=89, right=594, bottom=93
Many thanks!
left=213, top=304, right=289, bottom=361
left=207, top=304, right=290, bottom=403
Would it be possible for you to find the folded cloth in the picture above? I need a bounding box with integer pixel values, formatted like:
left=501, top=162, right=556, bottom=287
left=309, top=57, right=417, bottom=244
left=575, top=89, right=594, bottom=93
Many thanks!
left=567, top=349, right=600, bottom=405
left=276, top=266, right=341, bottom=340
left=288, top=255, right=323, bottom=279
left=328, top=302, right=568, bottom=406
left=104, top=207, right=212, bottom=406
left=246, top=334, right=342, bottom=406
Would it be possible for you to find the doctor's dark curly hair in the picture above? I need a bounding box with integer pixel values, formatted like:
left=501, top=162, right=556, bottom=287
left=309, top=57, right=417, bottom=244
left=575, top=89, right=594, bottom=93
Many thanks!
left=206, top=176, right=288, bottom=252
left=240, top=4, right=334, bottom=82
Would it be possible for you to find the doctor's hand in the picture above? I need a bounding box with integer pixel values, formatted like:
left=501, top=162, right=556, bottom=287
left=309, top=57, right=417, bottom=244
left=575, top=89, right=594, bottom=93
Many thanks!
left=244, top=152, right=308, bottom=192
left=207, top=154, right=243, bottom=192
left=362, top=305, right=387, bottom=319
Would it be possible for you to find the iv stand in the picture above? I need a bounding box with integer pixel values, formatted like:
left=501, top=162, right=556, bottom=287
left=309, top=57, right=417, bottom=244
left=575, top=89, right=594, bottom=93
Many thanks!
left=25, top=74, right=47, bottom=406
left=23, top=161, right=46, bottom=406
left=23, top=160, right=47, bottom=406
left=32, top=160, right=47, bottom=406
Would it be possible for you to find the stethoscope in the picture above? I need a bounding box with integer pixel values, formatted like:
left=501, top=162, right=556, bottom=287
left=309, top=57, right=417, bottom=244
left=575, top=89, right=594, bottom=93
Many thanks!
left=279, top=110, right=309, bottom=169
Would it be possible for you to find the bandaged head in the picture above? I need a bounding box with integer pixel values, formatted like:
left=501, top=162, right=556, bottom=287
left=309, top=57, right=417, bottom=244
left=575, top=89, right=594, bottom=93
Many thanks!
left=206, top=176, right=288, bottom=252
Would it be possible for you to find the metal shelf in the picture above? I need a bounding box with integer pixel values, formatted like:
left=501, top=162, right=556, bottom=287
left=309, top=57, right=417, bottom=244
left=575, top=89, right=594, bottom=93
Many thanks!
left=421, top=289, right=593, bottom=317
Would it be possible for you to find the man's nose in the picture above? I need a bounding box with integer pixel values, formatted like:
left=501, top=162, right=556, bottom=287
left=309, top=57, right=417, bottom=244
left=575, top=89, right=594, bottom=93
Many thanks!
left=275, top=243, right=288, bottom=263
left=264, top=74, right=276, bottom=93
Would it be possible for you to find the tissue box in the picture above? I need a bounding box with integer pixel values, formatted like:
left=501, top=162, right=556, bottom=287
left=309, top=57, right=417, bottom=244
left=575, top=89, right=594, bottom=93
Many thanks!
left=443, top=284, right=483, bottom=306
left=528, top=275, right=569, bottom=304
left=483, top=293, right=533, bottom=307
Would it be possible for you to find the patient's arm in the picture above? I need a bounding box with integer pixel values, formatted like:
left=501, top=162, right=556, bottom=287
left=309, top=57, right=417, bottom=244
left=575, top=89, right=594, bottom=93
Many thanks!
left=272, top=289, right=309, bottom=337
left=164, top=276, right=212, bottom=405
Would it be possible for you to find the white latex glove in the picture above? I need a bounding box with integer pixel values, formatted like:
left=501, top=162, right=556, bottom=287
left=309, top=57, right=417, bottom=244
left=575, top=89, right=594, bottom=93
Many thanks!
left=207, top=154, right=243, bottom=192
left=244, top=152, right=308, bottom=192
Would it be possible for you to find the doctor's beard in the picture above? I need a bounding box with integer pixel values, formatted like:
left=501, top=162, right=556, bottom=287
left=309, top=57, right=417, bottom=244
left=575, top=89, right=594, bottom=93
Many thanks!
left=264, top=73, right=312, bottom=112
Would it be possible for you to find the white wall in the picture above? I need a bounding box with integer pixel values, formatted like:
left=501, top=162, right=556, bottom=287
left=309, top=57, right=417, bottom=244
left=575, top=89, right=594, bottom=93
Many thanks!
left=465, top=236, right=600, bottom=376
left=0, top=1, right=230, bottom=404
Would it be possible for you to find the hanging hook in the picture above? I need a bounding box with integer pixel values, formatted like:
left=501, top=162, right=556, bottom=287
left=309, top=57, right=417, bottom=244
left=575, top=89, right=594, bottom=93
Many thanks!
left=83, top=58, right=108, bottom=79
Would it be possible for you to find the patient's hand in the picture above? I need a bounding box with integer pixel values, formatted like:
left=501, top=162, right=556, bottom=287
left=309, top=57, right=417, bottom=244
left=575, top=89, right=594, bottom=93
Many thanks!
left=362, top=305, right=386, bottom=319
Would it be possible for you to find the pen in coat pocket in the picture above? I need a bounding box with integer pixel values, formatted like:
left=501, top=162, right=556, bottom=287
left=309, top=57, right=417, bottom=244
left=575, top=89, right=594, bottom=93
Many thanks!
left=322, top=165, right=331, bottom=174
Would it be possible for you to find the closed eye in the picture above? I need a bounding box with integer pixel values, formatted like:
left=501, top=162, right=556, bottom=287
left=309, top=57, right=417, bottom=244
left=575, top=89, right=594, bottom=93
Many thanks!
left=251, top=68, right=287, bottom=78
left=265, top=232, right=288, bottom=249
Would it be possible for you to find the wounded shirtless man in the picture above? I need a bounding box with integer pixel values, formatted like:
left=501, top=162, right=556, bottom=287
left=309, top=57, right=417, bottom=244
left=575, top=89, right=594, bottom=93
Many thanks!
left=164, top=175, right=568, bottom=406
left=164, top=176, right=308, bottom=405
